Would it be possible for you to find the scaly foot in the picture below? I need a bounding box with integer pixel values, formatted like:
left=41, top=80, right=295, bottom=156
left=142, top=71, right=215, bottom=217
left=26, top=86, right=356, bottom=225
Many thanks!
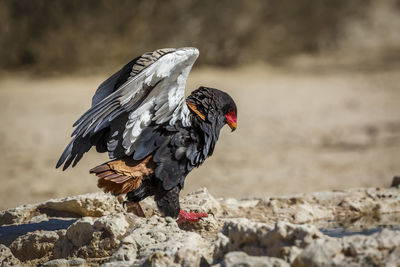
left=177, top=209, right=208, bottom=224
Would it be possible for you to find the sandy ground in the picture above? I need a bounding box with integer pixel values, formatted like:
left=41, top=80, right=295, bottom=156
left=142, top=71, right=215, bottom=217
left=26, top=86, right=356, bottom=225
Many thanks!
left=0, top=65, right=399, bottom=209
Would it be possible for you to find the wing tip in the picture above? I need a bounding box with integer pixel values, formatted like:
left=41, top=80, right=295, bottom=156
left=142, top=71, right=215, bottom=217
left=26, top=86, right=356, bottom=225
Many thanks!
left=55, top=140, right=75, bottom=170
left=55, top=159, right=63, bottom=169
left=55, top=156, right=72, bottom=171
left=177, top=47, right=199, bottom=58
left=56, top=152, right=69, bottom=170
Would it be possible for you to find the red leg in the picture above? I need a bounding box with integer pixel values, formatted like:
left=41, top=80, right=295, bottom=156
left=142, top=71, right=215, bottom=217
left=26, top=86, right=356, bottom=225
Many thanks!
left=177, top=209, right=208, bottom=224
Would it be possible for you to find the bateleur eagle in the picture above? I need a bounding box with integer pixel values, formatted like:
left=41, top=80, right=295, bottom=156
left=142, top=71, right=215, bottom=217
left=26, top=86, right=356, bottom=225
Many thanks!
left=56, top=47, right=237, bottom=222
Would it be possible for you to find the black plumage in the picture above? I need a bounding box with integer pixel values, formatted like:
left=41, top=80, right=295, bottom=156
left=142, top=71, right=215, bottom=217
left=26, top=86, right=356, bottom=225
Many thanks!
left=57, top=47, right=237, bottom=219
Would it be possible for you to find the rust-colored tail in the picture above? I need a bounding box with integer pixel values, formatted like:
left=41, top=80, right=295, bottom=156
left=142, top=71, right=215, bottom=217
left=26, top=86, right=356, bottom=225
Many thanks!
left=90, top=155, right=154, bottom=195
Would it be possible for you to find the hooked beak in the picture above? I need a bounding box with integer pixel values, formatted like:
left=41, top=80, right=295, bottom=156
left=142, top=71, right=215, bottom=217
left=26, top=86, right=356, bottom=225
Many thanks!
left=228, top=121, right=237, bottom=132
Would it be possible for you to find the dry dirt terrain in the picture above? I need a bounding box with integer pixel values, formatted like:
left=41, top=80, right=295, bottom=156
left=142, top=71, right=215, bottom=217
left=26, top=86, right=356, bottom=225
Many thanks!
left=0, top=65, right=399, bottom=209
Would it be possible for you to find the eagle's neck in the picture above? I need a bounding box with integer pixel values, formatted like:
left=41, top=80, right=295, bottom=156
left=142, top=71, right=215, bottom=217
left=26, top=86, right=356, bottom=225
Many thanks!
left=192, top=114, right=223, bottom=161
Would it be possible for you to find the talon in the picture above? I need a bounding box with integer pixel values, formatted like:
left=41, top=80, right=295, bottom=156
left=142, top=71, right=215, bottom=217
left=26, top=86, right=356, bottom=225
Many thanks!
left=124, top=201, right=146, bottom=217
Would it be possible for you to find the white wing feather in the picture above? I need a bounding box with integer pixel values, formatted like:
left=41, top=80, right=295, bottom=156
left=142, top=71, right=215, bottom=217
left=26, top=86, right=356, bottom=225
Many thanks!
left=121, top=47, right=199, bottom=155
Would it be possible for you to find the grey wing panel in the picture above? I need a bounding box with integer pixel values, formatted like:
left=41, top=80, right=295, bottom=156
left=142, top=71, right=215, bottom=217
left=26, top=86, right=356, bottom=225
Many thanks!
left=92, top=55, right=143, bottom=107
left=56, top=129, right=106, bottom=170
left=56, top=82, right=154, bottom=170
left=91, top=69, right=121, bottom=107
left=132, top=127, right=161, bottom=161
left=91, top=48, right=176, bottom=107
left=106, top=113, right=129, bottom=159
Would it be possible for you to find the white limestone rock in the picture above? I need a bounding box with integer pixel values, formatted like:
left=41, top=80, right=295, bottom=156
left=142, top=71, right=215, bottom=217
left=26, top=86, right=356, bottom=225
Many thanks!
left=42, top=258, right=88, bottom=267
left=222, top=218, right=322, bottom=262
left=38, top=192, right=124, bottom=218
left=0, top=244, right=23, bottom=266
left=104, top=216, right=213, bottom=266
left=9, top=230, right=61, bottom=262
left=217, top=251, right=289, bottom=267
left=293, top=228, right=400, bottom=267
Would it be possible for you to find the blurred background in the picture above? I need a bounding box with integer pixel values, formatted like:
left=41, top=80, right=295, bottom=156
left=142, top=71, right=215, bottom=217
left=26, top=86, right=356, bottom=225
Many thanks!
left=1, top=0, right=399, bottom=209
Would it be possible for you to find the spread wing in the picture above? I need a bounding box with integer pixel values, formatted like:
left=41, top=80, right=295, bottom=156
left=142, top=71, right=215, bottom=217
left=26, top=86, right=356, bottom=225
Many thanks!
left=56, top=47, right=199, bottom=170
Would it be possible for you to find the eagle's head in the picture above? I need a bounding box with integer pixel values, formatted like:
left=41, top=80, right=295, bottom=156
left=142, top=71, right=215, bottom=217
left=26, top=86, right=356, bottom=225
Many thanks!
left=186, top=86, right=237, bottom=132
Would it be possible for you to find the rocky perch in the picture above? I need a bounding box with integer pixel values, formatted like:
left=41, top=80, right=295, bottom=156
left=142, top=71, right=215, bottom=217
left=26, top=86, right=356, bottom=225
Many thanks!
left=1, top=181, right=400, bottom=266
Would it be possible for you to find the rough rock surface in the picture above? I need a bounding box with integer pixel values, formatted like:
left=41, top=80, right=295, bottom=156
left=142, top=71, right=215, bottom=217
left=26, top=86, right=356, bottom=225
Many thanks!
left=218, top=251, right=289, bottom=267
left=293, top=228, right=400, bottom=266
left=104, top=216, right=213, bottom=266
left=0, top=192, right=123, bottom=227
left=0, top=184, right=399, bottom=266
left=53, top=213, right=139, bottom=261
left=10, top=230, right=60, bottom=262
left=42, top=258, right=88, bottom=267
left=0, top=244, right=23, bottom=266
left=222, top=219, right=323, bottom=262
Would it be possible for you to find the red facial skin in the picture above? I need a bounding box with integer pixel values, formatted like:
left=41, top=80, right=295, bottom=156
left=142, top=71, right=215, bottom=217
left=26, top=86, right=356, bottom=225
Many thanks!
left=225, top=110, right=237, bottom=131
